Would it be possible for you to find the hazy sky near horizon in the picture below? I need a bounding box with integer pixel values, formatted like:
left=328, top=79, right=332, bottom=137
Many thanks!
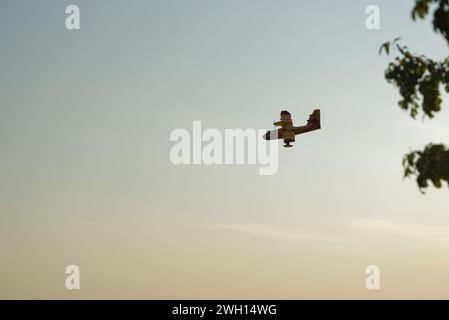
left=1, top=0, right=449, bottom=299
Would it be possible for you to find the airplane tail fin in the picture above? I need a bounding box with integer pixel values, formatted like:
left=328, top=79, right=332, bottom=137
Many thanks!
left=308, top=109, right=321, bottom=129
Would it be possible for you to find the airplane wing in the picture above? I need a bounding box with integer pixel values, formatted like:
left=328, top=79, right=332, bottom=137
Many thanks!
left=274, top=110, right=293, bottom=128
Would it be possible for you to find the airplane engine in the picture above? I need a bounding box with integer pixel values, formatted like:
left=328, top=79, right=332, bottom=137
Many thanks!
left=282, top=130, right=295, bottom=148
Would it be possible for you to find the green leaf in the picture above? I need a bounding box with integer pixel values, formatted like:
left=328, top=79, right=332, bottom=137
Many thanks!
left=379, top=42, right=390, bottom=56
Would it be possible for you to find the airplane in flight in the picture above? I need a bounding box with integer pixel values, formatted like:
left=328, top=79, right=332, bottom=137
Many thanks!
left=263, top=109, right=321, bottom=147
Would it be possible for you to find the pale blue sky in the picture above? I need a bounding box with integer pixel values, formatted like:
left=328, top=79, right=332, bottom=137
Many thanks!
left=1, top=0, right=449, bottom=298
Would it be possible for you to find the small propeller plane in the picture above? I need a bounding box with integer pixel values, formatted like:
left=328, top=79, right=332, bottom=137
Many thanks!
left=263, top=109, right=321, bottom=147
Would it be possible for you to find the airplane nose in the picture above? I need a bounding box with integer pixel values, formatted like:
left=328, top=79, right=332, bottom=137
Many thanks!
left=263, top=131, right=270, bottom=140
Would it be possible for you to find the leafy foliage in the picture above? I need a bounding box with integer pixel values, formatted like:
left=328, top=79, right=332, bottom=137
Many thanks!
left=382, top=43, right=447, bottom=119
left=404, top=144, right=449, bottom=192
left=381, top=0, right=449, bottom=191
left=412, top=0, right=449, bottom=42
